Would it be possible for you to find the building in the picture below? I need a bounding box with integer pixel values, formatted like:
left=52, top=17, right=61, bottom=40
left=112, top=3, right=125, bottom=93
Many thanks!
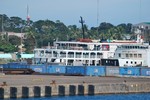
left=5, top=32, right=26, bottom=39
left=132, top=22, right=150, bottom=42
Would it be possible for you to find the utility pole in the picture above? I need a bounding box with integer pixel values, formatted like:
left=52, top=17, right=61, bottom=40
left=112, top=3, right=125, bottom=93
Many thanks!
left=1, top=15, right=4, bottom=40
left=97, top=0, right=99, bottom=27
left=79, top=16, right=85, bottom=39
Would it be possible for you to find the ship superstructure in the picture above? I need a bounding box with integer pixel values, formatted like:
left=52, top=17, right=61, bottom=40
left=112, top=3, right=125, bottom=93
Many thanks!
left=34, top=39, right=137, bottom=66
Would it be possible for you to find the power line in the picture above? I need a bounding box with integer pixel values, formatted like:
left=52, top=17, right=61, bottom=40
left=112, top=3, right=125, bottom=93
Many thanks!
left=139, top=0, right=142, bottom=22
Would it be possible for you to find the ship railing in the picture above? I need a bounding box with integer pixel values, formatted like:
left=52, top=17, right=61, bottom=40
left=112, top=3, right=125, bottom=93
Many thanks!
left=53, top=47, right=102, bottom=51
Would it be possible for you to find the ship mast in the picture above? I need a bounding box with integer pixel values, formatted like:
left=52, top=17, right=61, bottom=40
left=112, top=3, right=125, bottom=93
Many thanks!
left=79, top=16, right=85, bottom=39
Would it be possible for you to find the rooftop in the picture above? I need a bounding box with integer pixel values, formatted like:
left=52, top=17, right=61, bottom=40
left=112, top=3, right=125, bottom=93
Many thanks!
left=0, top=54, right=12, bottom=59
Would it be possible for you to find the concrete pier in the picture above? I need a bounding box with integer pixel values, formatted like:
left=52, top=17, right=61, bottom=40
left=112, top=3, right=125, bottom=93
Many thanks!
left=1, top=83, right=150, bottom=99
left=1, top=75, right=150, bottom=99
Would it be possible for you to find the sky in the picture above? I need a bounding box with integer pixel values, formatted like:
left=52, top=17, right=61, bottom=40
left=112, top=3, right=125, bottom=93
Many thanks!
left=0, top=0, right=150, bottom=27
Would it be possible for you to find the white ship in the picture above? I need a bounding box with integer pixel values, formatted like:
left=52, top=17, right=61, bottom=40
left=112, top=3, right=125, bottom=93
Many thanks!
left=33, top=38, right=138, bottom=66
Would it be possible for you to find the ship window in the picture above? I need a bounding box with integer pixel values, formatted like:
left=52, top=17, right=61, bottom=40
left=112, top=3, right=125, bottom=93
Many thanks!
left=83, top=53, right=89, bottom=58
left=53, top=51, right=57, bottom=57
left=135, top=62, right=137, bottom=64
left=130, top=54, right=133, bottom=58
left=134, top=54, right=137, bottom=58
left=76, top=52, right=81, bottom=58
left=45, top=50, right=51, bottom=53
left=60, top=52, right=66, bottom=57
left=68, top=52, right=74, bottom=58
left=126, top=54, right=129, bottom=57
left=131, top=61, right=133, bottom=64
left=91, top=53, right=95, bottom=58
left=118, top=53, right=121, bottom=57
left=102, top=45, right=110, bottom=51
left=97, top=53, right=103, bottom=58
left=140, top=46, right=142, bottom=49
left=126, top=61, right=128, bottom=64
left=129, top=46, right=131, bottom=49
left=138, top=54, right=142, bottom=58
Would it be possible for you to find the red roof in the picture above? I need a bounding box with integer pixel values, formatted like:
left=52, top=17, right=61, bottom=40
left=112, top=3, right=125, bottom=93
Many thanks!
left=77, top=38, right=92, bottom=42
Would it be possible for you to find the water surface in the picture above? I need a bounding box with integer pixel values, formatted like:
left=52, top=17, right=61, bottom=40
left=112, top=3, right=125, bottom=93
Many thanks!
left=8, top=93, right=150, bottom=100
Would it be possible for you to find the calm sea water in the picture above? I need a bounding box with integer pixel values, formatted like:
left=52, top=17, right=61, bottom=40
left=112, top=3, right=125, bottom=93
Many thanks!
left=8, top=93, right=150, bottom=100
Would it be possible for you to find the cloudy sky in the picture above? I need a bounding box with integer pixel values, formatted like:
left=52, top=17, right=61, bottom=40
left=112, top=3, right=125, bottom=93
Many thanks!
left=0, top=0, right=150, bottom=27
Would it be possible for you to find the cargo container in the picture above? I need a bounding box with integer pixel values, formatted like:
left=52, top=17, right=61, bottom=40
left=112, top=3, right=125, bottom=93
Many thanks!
left=7, top=62, right=30, bottom=69
left=140, top=67, right=150, bottom=76
left=30, top=65, right=46, bottom=73
left=20, top=64, right=30, bottom=69
left=0, top=64, right=9, bottom=68
left=105, top=66, right=119, bottom=76
left=47, top=65, right=66, bottom=74
left=66, top=66, right=85, bottom=76
left=119, top=67, right=141, bottom=76
left=7, top=62, right=20, bottom=68
left=85, top=66, right=105, bottom=76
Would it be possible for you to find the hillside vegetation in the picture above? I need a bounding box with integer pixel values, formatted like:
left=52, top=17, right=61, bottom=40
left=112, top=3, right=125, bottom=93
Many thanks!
left=0, top=14, right=134, bottom=53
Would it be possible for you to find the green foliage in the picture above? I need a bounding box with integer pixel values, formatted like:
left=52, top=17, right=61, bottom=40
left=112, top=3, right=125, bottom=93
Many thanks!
left=0, top=14, right=134, bottom=53
left=9, top=35, right=21, bottom=46
left=0, top=40, right=17, bottom=53
left=24, top=30, right=36, bottom=53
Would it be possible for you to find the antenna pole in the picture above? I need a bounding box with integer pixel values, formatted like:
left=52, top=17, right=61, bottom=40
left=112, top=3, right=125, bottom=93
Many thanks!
left=79, top=16, right=85, bottom=39
left=97, top=0, right=99, bottom=27
left=27, top=5, right=30, bottom=26
left=139, top=0, right=141, bottom=22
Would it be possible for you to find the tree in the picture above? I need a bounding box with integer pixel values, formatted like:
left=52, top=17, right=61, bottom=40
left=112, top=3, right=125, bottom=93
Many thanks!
left=0, top=40, right=17, bottom=53
left=0, top=14, right=136, bottom=53
left=68, top=25, right=81, bottom=40
left=9, top=35, right=21, bottom=46
left=24, top=30, right=36, bottom=53
left=99, top=22, right=114, bottom=31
